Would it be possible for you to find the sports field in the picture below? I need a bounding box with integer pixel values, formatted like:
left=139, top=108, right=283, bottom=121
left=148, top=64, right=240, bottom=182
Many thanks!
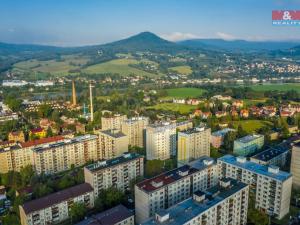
left=164, top=87, right=205, bottom=98
left=148, top=103, right=197, bottom=114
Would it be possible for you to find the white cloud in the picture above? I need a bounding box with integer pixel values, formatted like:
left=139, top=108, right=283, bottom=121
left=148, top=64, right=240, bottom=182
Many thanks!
left=216, top=32, right=236, bottom=40
left=160, top=32, right=201, bottom=42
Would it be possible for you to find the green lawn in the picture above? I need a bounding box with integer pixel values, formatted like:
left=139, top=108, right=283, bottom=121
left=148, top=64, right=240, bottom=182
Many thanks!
left=164, top=87, right=205, bottom=99
left=169, top=65, right=193, bottom=75
left=250, top=83, right=300, bottom=93
left=232, top=120, right=273, bottom=133
left=83, top=58, right=162, bottom=77
left=148, top=103, right=197, bottom=114
left=243, top=98, right=268, bottom=107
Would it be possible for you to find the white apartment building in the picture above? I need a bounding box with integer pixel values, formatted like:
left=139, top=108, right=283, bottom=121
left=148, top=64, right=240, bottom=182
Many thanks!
left=121, top=116, right=149, bottom=148
left=84, top=153, right=144, bottom=197
left=101, top=113, right=127, bottom=130
left=250, top=141, right=290, bottom=167
left=290, top=143, right=300, bottom=188
left=98, top=129, right=129, bottom=160
left=33, top=135, right=99, bottom=174
left=135, top=156, right=218, bottom=223
left=218, top=154, right=292, bottom=219
left=146, top=122, right=176, bottom=160
left=142, top=178, right=249, bottom=225
left=19, top=183, right=94, bottom=225
left=177, top=126, right=211, bottom=166
left=0, top=135, right=100, bottom=175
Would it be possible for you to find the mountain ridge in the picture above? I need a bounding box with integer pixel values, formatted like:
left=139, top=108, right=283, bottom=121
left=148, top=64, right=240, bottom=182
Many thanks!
left=179, top=38, right=300, bottom=52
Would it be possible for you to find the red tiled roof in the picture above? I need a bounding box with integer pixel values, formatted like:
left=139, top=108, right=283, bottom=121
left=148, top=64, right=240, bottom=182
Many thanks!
left=20, top=136, right=64, bottom=148
left=137, top=165, right=198, bottom=192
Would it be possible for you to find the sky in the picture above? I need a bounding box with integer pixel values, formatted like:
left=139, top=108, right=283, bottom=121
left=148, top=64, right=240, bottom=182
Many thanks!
left=0, top=0, right=300, bottom=46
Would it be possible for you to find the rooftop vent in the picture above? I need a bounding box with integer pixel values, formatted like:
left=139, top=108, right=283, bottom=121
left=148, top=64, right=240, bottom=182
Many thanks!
left=123, top=153, right=131, bottom=158
left=95, top=161, right=107, bottom=168
left=268, top=165, right=279, bottom=174
left=155, top=212, right=169, bottom=223
left=193, top=192, right=206, bottom=203
left=219, top=179, right=231, bottom=188
left=203, top=159, right=214, bottom=166
left=236, top=156, right=246, bottom=163
left=178, top=170, right=189, bottom=177
left=151, top=180, right=163, bottom=188
left=196, top=127, right=205, bottom=132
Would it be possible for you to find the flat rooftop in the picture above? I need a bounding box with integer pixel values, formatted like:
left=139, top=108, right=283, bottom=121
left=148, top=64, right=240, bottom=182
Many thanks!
left=124, top=116, right=148, bottom=123
left=76, top=204, right=133, bottom=225
left=100, top=129, right=126, bottom=138
left=179, top=126, right=209, bottom=135
left=21, top=183, right=93, bottom=214
left=0, top=144, right=22, bottom=152
left=137, top=157, right=215, bottom=193
left=251, top=142, right=290, bottom=162
left=147, top=122, right=176, bottom=130
left=32, top=134, right=97, bottom=152
left=85, top=153, right=143, bottom=172
left=218, top=154, right=292, bottom=182
left=236, top=134, right=263, bottom=143
left=142, top=178, right=248, bottom=225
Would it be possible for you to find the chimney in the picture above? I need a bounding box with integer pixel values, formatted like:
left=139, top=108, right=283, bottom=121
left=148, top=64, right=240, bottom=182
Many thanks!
left=72, top=80, right=77, bottom=106
left=89, top=82, right=94, bottom=122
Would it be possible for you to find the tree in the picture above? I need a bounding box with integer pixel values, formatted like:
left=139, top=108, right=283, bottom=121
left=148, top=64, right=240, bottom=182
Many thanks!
left=46, top=127, right=53, bottom=137
left=280, top=118, right=290, bottom=138
left=97, top=187, right=126, bottom=210
left=57, top=174, right=76, bottom=190
left=237, top=124, right=247, bottom=138
left=33, top=183, right=53, bottom=198
left=38, top=104, right=53, bottom=118
left=2, top=213, right=20, bottom=225
left=0, top=171, right=22, bottom=188
left=145, top=160, right=164, bottom=177
left=69, top=202, right=87, bottom=223
left=287, top=116, right=296, bottom=126
left=20, top=165, right=35, bottom=186
left=247, top=194, right=269, bottom=225
left=223, top=131, right=237, bottom=153
left=4, top=96, right=22, bottom=112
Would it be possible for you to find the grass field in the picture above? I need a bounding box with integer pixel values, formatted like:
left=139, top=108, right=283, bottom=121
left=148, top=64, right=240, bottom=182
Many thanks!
left=250, top=83, right=300, bottom=93
left=83, top=58, right=162, bottom=77
left=13, top=55, right=89, bottom=76
left=164, top=87, right=205, bottom=99
left=243, top=98, right=268, bottom=107
left=148, top=103, right=197, bottom=114
left=232, top=120, right=273, bottom=133
left=169, top=65, right=192, bottom=75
